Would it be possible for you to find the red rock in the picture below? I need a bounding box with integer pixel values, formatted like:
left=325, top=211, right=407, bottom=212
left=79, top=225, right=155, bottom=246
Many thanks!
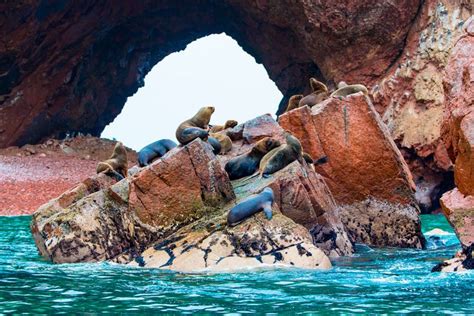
left=455, top=112, right=474, bottom=195
left=128, top=139, right=235, bottom=230
left=280, top=94, right=416, bottom=204
left=242, top=114, right=284, bottom=144
left=440, top=188, right=474, bottom=248
left=279, top=94, right=424, bottom=248
left=31, top=138, right=235, bottom=263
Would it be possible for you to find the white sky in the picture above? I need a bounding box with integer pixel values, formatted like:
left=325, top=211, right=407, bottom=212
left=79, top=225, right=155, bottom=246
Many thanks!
left=101, top=33, right=283, bottom=150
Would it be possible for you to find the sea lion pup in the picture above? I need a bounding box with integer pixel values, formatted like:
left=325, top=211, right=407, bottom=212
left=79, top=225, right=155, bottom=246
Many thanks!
left=209, top=132, right=233, bottom=154
left=210, top=119, right=238, bottom=133
left=227, top=187, right=274, bottom=226
left=330, top=83, right=368, bottom=98
left=207, top=137, right=222, bottom=155
left=138, top=139, right=177, bottom=167
left=259, top=131, right=304, bottom=177
left=298, top=78, right=329, bottom=108
left=285, top=94, right=304, bottom=113
left=225, top=137, right=281, bottom=180
left=176, top=106, right=215, bottom=145
left=96, top=141, right=128, bottom=180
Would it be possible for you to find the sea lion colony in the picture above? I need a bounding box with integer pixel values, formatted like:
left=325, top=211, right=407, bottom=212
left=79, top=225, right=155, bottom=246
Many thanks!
left=96, top=78, right=366, bottom=225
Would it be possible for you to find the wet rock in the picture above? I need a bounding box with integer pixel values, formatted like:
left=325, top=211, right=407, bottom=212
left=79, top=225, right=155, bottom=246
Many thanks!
left=128, top=212, right=332, bottom=272
left=432, top=243, right=474, bottom=273
left=279, top=95, right=424, bottom=248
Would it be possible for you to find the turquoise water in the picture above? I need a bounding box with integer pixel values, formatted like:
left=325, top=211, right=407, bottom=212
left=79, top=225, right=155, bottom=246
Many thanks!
left=0, top=215, right=472, bottom=314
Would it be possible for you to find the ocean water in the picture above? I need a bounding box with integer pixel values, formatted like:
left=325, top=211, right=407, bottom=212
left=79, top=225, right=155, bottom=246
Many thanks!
left=0, top=215, right=472, bottom=314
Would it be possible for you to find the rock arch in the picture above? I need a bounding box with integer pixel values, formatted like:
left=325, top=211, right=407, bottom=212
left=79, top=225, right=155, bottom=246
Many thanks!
left=0, top=0, right=421, bottom=147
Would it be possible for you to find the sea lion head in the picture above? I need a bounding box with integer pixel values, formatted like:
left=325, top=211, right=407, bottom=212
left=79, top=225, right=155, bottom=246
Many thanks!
left=337, top=81, right=348, bottom=89
left=284, top=131, right=303, bottom=154
left=309, top=78, right=328, bottom=94
left=264, top=137, right=281, bottom=152
left=193, top=106, right=215, bottom=127
left=111, top=141, right=127, bottom=160
left=224, top=120, right=238, bottom=129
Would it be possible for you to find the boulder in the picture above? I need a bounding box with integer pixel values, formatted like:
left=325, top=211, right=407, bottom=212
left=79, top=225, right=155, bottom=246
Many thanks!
left=231, top=161, right=353, bottom=257
left=440, top=188, right=474, bottom=249
left=31, top=139, right=235, bottom=263
left=279, top=95, right=424, bottom=248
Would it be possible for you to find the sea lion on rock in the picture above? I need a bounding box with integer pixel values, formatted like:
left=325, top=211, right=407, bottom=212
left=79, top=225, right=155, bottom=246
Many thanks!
left=298, top=78, right=329, bottom=108
left=207, top=137, right=222, bottom=155
left=209, top=132, right=233, bottom=154
left=210, top=120, right=238, bottom=133
left=227, top=187, right=274, bottom=226
left=330, top=83, right=368, bottom=98
left=259, top=132, right=304, bottom=177
left=96, top=142, right=128, bottom=180
left=225, top=137, right=281, bottom=180
left=176, top=106, right=215, bottom=145
left=285, top=94, right=304, bottom=113
left=138, top=139, right=177, bottom=167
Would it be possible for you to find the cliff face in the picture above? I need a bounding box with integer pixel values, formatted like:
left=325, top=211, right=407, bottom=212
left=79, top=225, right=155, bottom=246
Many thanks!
left=0, top=1, right=472, bottom=212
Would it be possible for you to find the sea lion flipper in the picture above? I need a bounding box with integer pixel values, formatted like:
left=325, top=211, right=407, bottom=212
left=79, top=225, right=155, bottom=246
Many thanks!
left=262, top=203, right=273, bottom=220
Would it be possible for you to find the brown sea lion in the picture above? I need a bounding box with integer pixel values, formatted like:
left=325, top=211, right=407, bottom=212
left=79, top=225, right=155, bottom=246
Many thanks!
left=176, top=106, right=215, bottom=145
left=299, top=78, right=329, bottom=108
left=209, top=132, right=233, bottom=154
left=138, top=139, right=177, bottom=167
left=285, top=94, right=304, bottom=113
left=96, top=142, right=128, bottom=180
left=227, top=187, right=274, bottom=226
left=225, top=137, right=281, bottom=180
left=330, top=84, right=368, bottom=98
left=259, top=131, right=304, bottom=177
left=210, top=120, right=238, bottom=133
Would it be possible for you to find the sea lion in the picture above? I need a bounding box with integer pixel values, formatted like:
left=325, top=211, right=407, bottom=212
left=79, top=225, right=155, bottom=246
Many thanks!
left=176, top=106, right=215, bottom=145
left=259, top=131, right=304, bottom=177
left=207, top=137, right=222, bottom=155
left=225, top=137, right=281, bottom=180
left=330, top=83, right=368, bottom=98
left=298, top=78, right=329, bottom=108
left=209, top=132, right=233, bottom=154
left=227, top=187, right=274, bottom=226
left=138, top=139, right=177, bottom=167
left=302, top=152, right=314, bottom=164
left=210, top=120, right=238, bottom=133
left=96, top=141, right=128, bottom=180
left=285, top=94, right=304, bottom=113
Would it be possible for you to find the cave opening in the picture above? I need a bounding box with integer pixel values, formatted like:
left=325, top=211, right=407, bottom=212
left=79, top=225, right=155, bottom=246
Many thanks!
left=101, top=33, right=282, bottom=150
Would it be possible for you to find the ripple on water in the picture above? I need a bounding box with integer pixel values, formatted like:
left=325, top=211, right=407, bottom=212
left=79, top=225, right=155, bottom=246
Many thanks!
left=0, top=215, right=473, bottom=314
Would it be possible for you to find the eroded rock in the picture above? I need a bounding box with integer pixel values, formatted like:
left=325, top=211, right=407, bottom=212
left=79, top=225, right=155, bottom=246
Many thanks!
left=129, top=212, right=331, bottom=272
left=31, top=139, right=234, bottom=264
left=440, top=188, right=474, bottom=249
left=279, top=95, right=424, bottom=248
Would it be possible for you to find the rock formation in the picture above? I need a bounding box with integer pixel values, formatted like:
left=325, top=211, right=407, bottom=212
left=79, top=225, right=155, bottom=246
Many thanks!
left=432, top=19, right=474, bottom=272
left=1, top=1, right=472, bottom=215
left=279, top=95, right=424, bottom=248
left=31, top=110, right=430, bottom=272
